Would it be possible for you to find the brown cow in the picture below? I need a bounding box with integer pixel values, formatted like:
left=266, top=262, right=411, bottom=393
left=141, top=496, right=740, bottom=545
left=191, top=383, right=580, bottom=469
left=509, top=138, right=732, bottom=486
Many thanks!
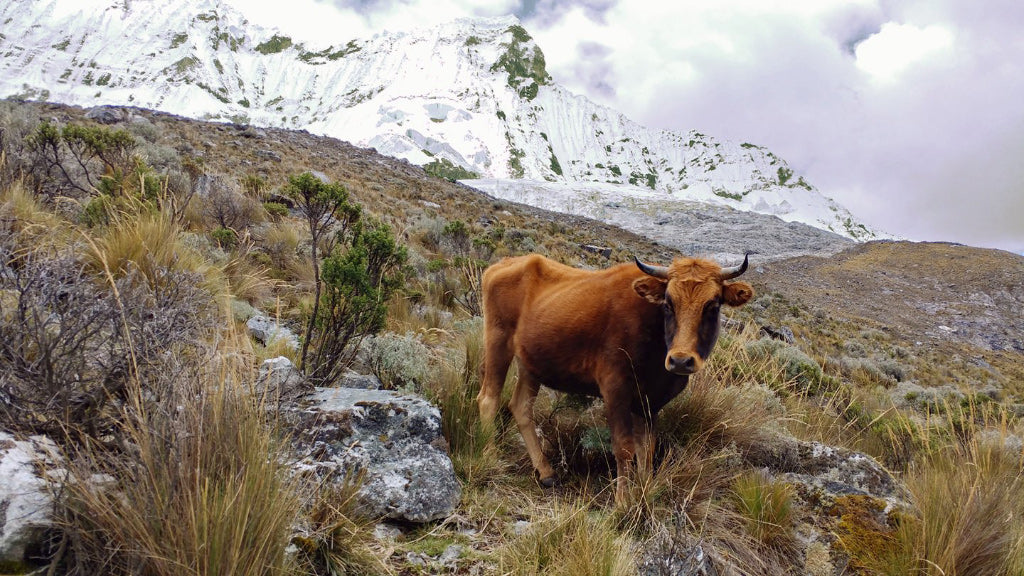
left=477, top=253, right=753, bottom=501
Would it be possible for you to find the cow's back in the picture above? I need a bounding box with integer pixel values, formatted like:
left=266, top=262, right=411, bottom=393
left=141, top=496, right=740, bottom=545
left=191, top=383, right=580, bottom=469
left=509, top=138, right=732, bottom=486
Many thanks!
left=481, top=254, right=590, bottom=329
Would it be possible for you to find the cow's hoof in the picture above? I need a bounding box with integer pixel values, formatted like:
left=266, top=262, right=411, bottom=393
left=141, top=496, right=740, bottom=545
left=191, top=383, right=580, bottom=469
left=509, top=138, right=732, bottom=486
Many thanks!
left=539, top=475, right=558, bottom=488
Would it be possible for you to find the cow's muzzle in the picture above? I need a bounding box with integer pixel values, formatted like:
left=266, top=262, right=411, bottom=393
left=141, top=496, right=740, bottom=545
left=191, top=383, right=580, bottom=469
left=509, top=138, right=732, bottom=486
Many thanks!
left=666, top=353, right=701, bottom=375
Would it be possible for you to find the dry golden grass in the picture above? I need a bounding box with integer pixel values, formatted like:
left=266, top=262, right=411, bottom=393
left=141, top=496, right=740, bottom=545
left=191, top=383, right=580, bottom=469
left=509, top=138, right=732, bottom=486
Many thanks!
left=60, top=337, right=302, bottom=576
left=497, top=499, right=636, bottom=576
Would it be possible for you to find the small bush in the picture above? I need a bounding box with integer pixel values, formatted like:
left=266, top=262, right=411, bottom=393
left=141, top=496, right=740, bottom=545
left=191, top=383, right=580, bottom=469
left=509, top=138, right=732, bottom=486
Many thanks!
left=291, top=474, right=386, bottom=576
left=211, top=226, right=237, bottom=248
left=745, top=338, right=832, bottom=394
left=263, top=201, right=288, bottom=219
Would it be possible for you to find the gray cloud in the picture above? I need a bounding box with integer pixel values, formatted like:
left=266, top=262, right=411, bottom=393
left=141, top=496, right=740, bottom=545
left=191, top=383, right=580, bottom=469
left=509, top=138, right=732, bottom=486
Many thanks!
left=526, top=0, right=1024, bottom=251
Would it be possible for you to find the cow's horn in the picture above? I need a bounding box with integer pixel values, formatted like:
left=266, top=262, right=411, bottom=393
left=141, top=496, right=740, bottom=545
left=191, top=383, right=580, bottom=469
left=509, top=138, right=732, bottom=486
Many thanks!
left=634, top=256, right=669, bottom=279
left=720, top=254, right=749, bottom=280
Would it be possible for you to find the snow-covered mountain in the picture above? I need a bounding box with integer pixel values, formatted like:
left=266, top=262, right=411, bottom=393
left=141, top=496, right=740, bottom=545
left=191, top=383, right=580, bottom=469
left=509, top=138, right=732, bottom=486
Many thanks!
left=0, top=0, right=879, bottom=239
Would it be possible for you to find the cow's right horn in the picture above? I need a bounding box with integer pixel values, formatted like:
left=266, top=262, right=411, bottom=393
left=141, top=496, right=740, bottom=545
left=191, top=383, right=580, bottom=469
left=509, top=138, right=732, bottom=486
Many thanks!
left=635, top=256, right=669, bottom=278
left=720, top=254, right=749, bottom=280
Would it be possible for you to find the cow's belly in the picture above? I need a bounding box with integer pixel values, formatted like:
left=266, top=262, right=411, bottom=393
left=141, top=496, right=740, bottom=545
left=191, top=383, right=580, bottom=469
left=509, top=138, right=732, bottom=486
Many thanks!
left=515, top=339, right=602, bottom=397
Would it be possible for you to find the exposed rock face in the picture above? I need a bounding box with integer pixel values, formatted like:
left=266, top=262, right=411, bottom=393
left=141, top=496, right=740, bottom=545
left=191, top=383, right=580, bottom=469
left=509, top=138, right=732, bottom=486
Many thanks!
left=0, top=432, right=62, bottom=564
left=288, top=387, right=461, bottom=523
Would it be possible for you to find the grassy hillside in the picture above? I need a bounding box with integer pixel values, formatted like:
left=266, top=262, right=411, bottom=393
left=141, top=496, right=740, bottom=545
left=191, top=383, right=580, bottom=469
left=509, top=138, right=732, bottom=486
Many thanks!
left=1, top=100, right=1023, bottom=575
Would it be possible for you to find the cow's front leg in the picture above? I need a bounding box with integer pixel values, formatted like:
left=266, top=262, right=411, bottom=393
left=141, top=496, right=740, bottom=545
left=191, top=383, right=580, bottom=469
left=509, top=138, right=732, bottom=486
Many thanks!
left=509, top=366, right=556, bottom=486
left=633, top=412, right=655, bottom=478
left=604, top=390, right=636, bottom=505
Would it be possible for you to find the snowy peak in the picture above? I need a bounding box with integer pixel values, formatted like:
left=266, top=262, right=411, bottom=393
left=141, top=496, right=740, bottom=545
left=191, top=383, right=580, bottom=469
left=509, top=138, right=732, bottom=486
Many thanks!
left=0, top=1, right=880, bottom=240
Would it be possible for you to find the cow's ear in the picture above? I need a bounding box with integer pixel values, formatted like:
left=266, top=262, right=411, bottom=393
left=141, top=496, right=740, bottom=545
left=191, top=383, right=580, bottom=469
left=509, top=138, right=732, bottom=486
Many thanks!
left=633, top=277, right=667, bottom=304
left=723, top=281, right=754, bottom=307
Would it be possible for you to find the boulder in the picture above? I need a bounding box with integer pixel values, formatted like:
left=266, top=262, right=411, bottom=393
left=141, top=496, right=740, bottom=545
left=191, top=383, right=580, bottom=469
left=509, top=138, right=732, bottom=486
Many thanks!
left=0, top=432, right=62, bottom=565
left=288, top=387, right=460, bottom=523
left=84, top=105, right=128, bottom=124
left=255, top=357, right=313, bottom=403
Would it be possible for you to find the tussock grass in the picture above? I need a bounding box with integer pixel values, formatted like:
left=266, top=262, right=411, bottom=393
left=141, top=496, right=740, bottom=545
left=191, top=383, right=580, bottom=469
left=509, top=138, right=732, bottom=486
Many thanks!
left=658, top=327, right=784, bottom=453
left=728, top=471, right=795, bottom=550
left=0, top=179, right=69, bottom=250
left=425, top=320, right=508, bottom=485
left=497, top=500, right=636, bottom=576
left=84, top=210, right=229, bottom=298
left=292, top=473, right=390, bottom=576
left=60, top=349, right=302, bottom=576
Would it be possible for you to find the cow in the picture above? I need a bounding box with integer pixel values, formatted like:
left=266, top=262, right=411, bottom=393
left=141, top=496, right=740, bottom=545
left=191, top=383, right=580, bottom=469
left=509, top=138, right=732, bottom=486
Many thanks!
left=477, top=253, right=753, bottom=502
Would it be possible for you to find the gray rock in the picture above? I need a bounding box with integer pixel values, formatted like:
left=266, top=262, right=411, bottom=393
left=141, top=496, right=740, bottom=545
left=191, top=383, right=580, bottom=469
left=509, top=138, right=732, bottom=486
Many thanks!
left=581, top=244, right=612, bottom=258
left=288, top=387, right=461, bottom=523
left=760, top=324, right=795, bottom=344
left=85, top=105, right=127, bottom=124
left=255, top=357, right=313, bottom=403
left=747, top=434, right=910, bottom=508
left=638, top=529, right=718, bottom=576
left=256, top=149, right=282, bottom=162
left=511, top=520, right=532, bottom=535
left=246, top=314, right=299, bottom=351
left=338, top=370, right=383, bottom=390
left=0, top=432, right=62, bottom=565
left=438, top=544, right=463, bottom=568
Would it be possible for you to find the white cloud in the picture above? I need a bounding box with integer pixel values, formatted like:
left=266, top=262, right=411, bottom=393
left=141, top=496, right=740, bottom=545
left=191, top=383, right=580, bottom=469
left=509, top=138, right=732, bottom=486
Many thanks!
left=854, top=22, right=954, bottom=82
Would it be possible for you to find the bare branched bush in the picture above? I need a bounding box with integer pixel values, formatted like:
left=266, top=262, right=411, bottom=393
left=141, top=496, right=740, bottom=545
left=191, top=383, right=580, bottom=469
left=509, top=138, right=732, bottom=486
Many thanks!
left=0, top=238, right=215, bottom=439
left=200, top=175, right=264, bottom=232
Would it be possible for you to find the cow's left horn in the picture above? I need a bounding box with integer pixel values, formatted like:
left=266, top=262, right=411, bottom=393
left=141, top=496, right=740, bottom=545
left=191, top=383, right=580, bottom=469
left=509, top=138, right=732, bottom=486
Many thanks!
left=720, top=254, right=749, bottom=280
left=635, top=256, right=669, bottom=278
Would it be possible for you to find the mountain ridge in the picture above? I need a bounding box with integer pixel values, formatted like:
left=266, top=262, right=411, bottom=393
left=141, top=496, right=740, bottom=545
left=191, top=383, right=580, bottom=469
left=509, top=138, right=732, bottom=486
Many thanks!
left=0, top=0, right=881, bottom=240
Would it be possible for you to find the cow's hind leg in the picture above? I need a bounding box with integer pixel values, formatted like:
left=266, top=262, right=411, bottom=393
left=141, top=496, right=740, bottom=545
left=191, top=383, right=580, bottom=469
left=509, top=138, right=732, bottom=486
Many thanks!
left=478, top=327, right=513, bottom=428
left=510, top=365, right=556, bottom=486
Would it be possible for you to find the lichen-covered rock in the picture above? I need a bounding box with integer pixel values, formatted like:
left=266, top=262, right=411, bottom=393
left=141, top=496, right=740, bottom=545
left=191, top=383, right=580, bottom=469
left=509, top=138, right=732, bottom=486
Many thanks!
left=638, top=528, right=719, bottom=576
left=0, top=432, right=62, bottom=564
left=288, top=387, right=460, bottom=523
left=747, top=433, right=910, bottom=509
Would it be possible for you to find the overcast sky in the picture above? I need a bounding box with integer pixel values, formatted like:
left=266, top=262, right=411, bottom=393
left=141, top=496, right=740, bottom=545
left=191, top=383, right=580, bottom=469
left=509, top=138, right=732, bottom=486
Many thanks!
left=227, top=0, right=1024, bottom=253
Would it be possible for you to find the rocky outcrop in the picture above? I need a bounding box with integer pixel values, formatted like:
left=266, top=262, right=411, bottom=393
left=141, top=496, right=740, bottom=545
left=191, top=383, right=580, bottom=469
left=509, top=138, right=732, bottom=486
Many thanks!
left=747, top=434, right=909, bottom=509
left=287, top=387, right=461, bottom=523
left=0, top=432, right=62, bottom=565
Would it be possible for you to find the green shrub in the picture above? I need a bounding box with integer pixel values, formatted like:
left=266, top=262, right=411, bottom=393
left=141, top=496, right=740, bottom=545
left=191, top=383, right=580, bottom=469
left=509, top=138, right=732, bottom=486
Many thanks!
left=745, top=338, right=831, bottom=394
left=423, top=157, right=479, bottom=181
left=211, top=226, right=237, bottom=248
left=305, top=218, right=408, bottom=386
left=262, top=201, right=288, bottom=219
